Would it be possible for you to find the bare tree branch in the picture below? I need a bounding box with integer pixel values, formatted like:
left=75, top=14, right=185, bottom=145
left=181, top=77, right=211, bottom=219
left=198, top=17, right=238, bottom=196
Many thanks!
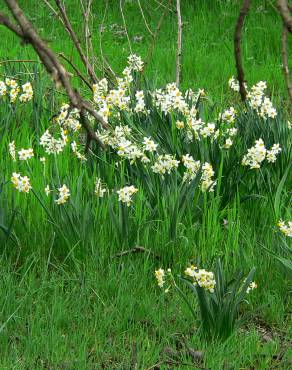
left=278, top=0, right=292, bottom=32
left=281, top=25, right=292, bottom=100
left=0, top=59, right=39, bottom=64
left=176, top=0, right=182, bottom=87
left=0, top=11, right=24, bottom=37
left=80, top=0, right=94, bottom=72
left=58, top=52, right=92, bottom=90
left=234, top=0, right=251, bottom=101
left=3, top=0, right=109, bottom=150
left=42, top=0, right=64, bottom=24
left=54, top=0, right=98, bottom=83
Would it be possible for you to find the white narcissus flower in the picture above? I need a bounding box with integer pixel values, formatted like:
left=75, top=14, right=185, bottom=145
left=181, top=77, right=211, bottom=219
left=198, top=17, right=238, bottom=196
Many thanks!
left=246, top=281, right=258, bottom=294
left=11, top=172, right=32, bottom=193
left=155, top=268, right=165, bottom=288
left=45, top=185, right=51, bottom=197
left=151, top=155, right=179, bottom=175
left=142, top=137, right=158, bottom=152
left=185, top=266, right=216, bottom=293
left=224, top=138, right=233, bottom=149
left=278, top=220, right=292, bottom=237
left=0, top=80, right=7, bottom=96
left=94, top=178, right=107, bottom=198
left=176, top=120, right=184, bottom=129
left=55, top=184, right=70, bottom=205
left=18, top=148, right=34, bottom=161
left=117, top=185, right=138, bottom=206
left=8, top=141, right=16, bottom=161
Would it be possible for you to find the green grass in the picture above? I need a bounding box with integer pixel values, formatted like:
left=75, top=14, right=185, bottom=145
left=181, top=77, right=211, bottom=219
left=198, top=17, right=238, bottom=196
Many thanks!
left=1, top=0, right=291, bottom=102
left=0, top=0, right=292, bottom=368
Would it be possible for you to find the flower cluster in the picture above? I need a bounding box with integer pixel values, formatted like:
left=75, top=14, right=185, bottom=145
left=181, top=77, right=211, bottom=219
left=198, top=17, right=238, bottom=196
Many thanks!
left=142, top=137, right=158, bottom=152
left=11, top=172, right=32, bottom=193
left=56, top=104, right=81, bottom=132
left=185, top=265, right=216, bottom=293
left=151, top=154, right=180, bottom=176
left=228, top=76, right=240, bottom=92
left=181, top=155, right=215, bottom=191
left=117, top=185, right=138, bottom=206
left=201, top=162, right=216, bottom=192
left=127, top=54, right=144, bottom=71
left=229, top=77, right=277, bottom=119
left=183, top=108, right=220, bottom=142
left=219, top=107, right=237, bottom=124
left=0, top=79, right=33, bottom=103
left=266, top=144, right=282, bottom=163
left=154, top=83, right=189, bottom=114
left=134, top=90, right=147, bottom=113
left=93, top=55, right=143, bottom=123
left=247, top=81, right=277, bottom=119
left=155, top=268, right=166, bottom=288
left=93, top=79, right=130, bottom=123
left=40, top=128, right=68, bottom=155
left=181, top=154, right=200, bottom=182
left=55, top=184, right=70, bottom=205
left=242, top=139, right=281, bottom=169
left=278, top=220, right=292, bottom=237
left=1, top=79, right=19, bottom=102
left=154, top=268, right=172, bottom=291
left=99, top=125, right=149, bottom=163
left=19, top=82, right=33, bottom=102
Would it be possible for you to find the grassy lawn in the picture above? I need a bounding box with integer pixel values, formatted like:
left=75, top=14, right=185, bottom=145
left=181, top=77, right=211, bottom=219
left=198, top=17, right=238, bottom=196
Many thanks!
left=0, top=0, right=291, bottom=369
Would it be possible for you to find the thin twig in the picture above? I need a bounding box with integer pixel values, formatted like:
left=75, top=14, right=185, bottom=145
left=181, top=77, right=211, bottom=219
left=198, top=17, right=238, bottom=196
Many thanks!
left=120, top=0, right=133, bottom=54
left=42, top=0, right=64, bottom=24
left=98, top=0, right=116, bottom=80
left=0, top=59, right=39, bottom=64
left=58, top=52, right=92, bottom=90
left=281, top=24, right=292, bottom=100
left=112, top=246, right=160, bottom=259
left=137, top=0, right=154, bottom=37
left=80, top=0, right=94, bottom=72
left=234, top=0, right=251, bottom=101
left=144, top=0, right=171, bottom=69
left=153, top=0, right=175, bottom=12
left=176, top=0, right=182, bottom=87
left=54, top=0, right=98, bottom=83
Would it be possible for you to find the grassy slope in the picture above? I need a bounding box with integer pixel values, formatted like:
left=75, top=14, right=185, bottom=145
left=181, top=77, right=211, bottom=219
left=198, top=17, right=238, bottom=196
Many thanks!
left=0, top=0, right=291, bottom=369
